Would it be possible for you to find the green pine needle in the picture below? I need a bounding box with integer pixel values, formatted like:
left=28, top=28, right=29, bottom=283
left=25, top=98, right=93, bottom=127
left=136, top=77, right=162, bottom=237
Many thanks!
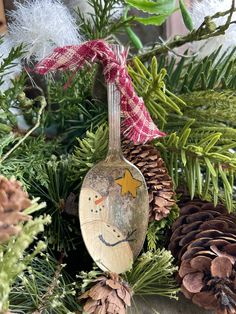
left=70, top=124, right=109, bottom=185
left=125, top=249, right=179, bottom=299
left=128, top=57, right=185, bottom=129
left=10, top=253, right=80, bottom=313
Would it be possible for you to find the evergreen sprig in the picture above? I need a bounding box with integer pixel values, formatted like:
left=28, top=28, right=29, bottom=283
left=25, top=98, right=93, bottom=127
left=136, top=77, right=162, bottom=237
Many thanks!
left=146, top=205, right=179, bottom=251
left=70, top=124, right=109, bottom=185
left=79, top=248, right=179, bottom=304
left=179, top=90, right=236, bottom=130
left=10, top=254, right=80, bottom=314
left=128, top=57, right=185, bottom=128
left=125, top=249, right=179, bottom=299
left=155, top=120, right=236, bottom=211
left=75, top=0, right=130, bottom=39
left=0, top=43, right=24, bottom=78
left=158, top=47, right=236, bottom=93
left=0, top=136, right=58, bottom=187
left=31, top=156, right=81, bottom=253
left=45, top=69, right=107, bottom=147
left=0, top=199, right=50, bottom=313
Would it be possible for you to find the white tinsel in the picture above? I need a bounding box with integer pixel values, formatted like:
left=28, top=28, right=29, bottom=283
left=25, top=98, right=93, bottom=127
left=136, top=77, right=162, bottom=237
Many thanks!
left=8, top=0, right=81, bottom=62
left=191, top=0, right=236, bottom=59
left=0, top=36, right=21, bottom=92
left=64, top=0, right=123, bottom=21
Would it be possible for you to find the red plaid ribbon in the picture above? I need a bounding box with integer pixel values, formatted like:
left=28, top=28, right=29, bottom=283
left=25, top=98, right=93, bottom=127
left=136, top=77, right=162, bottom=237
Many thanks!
left=35, top=40, right=165, bottom=143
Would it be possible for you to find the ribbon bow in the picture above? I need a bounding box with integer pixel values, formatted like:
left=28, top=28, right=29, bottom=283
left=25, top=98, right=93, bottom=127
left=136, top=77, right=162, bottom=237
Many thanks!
left=35, top=39, right=165, bottom=143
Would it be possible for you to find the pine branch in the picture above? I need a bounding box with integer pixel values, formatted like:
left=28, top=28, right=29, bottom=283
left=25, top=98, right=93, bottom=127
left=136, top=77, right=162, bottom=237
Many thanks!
left=32, top=258, right=64, bottom=314
left=0, top=44, right=24, bottom=77
left=155, top=120, right=236, bottom=211
left=0, top=136, right=58, bottom=187
left=133, top=0, right=236, bottom=62
left=146, top=205, right=179, bottom=251
left=70, top=124, right=109, bottom=185
left=0, top=199, right=50, bottom=313
left=179, top=90, right=236, bottom=129
left=79, top=250, right=179, bottom=302
left=0, top=96, right=47, bottom=163
left=125, top=249, right=179, bottom=299
left=158, top=48, right=236, bottom=93
left=10, top=254, right=80, bottom=314
left=31, top=157, right=81, bottom=253
left=128, top=57, right=185, bottom=128
left=75, top=0, right=129, bottom=39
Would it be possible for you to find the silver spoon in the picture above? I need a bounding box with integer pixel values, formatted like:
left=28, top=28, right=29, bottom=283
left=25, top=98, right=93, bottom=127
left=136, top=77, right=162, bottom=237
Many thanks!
left=79, top=45, right=149, bottom=274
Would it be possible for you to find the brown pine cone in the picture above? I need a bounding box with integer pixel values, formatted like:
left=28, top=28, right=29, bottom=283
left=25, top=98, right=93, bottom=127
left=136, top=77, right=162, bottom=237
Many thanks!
left=0, top=176, right=32, bottom=242
left=168, top=198, right=236, bottom=314
left=168, top=199, right=229, bottom=262
left=79, top=273, right=132, bottom=314
left=122, top=140, right=175, bottom=221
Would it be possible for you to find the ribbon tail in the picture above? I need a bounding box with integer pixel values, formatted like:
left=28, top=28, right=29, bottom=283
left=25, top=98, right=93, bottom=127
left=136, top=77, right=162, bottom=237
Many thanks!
left=121, top=97, right=166, bottom=143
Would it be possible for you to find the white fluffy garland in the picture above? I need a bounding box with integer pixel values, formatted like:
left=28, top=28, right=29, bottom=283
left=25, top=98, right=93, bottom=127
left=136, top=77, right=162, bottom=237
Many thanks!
left=8, top=0, right=81, bottom=61
left=191, top=0, right=236, bottom=59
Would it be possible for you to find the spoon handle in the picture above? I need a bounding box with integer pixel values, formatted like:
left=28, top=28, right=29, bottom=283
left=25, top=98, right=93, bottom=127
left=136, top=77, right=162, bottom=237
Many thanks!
left=106, top=44, right=124, bottom=161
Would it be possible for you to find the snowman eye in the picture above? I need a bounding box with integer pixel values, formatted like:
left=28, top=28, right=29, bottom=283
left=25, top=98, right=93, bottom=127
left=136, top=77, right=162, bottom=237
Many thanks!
left=88, top=197, right=91, bottom=201
left=95, top=195, right=98, bottom=198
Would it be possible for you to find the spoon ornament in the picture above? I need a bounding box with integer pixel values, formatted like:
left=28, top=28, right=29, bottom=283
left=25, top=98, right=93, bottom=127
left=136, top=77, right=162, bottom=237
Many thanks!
left=79, top=45, right=149, bottom=274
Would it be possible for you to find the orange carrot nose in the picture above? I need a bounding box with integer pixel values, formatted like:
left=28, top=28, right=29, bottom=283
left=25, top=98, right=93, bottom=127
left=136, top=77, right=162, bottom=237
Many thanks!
left=95, top=197, right=105, bottom=205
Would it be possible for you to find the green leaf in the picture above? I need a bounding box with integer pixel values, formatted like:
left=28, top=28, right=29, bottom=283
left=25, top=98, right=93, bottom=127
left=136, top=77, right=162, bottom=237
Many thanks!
left=134, top=15, right=168, bottom=25
left=179, top=0, right=193, bottom=31
left=125, top=27, right=143, bottom=49
left=125, top=0, right=175, bottom=15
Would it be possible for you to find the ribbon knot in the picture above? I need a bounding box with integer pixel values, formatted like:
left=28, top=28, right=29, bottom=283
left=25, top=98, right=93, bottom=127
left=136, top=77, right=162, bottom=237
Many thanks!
left=35, top=39, right=165, bottom=143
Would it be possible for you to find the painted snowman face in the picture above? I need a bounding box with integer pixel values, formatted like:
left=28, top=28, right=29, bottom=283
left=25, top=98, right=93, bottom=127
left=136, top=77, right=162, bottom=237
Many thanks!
left=79, top=187, right=134, bottom=273
left=79, top=188, right=108, bottom=224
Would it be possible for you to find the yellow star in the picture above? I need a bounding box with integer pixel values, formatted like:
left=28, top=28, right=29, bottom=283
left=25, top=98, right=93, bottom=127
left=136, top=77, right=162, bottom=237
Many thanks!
left=115, top=169, right=142, bottom=198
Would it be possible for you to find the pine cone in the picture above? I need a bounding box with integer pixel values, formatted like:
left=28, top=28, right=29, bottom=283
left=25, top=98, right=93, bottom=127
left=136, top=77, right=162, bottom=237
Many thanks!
left=169, top=198, right=236, bottom=314
left=0, top=176, right=32, bottom=242
left=79, top=273, right=132, bottom=314
left=122, top=140, right=175, bottom=221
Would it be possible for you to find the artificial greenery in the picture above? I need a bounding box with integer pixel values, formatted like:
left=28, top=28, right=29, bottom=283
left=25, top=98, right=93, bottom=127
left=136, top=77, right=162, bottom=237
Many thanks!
left=31, top=156, right=81, bottom=253
left=128, top=56, right=185, bottom=128
left=159, top=47, right=236, bottom=93
left=125, top=249, right=179, bottom=298
left=146, top=205, right=179, bottom=251
left=78, top=248, right=179, bottom=302
left=75, top=0, right=131, bottom=39
left=155, top=122, right=236, bottom=211
left=0, top=199, right=50, bottom=313
left=128, top=53, right=236, bottom=212
left=70, top=124, right=109, bottom=185
left=10, top=253, right=81, bottom=313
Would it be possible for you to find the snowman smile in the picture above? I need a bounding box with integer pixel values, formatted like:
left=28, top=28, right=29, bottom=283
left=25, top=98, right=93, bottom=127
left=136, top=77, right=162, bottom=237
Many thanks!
left=98, top=229, right=137, bottom=247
